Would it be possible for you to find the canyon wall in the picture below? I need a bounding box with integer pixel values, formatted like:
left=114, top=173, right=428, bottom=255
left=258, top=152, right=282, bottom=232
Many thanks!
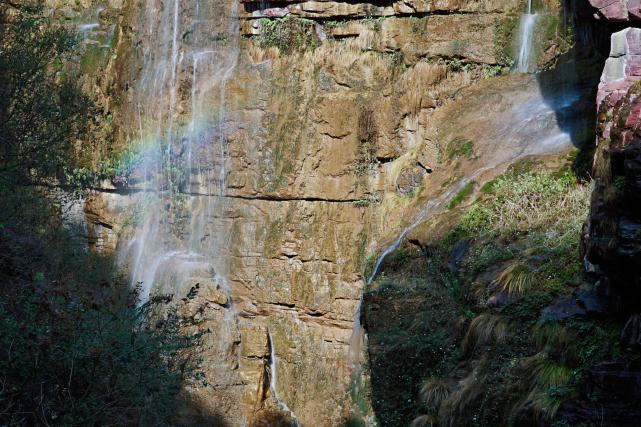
left=48, top=0, right=586, bottom=424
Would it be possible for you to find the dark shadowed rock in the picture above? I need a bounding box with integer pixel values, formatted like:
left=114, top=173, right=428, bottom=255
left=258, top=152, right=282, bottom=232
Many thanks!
left=556, top=362, right=641, bottom=426
left=621, top=313, right=641, bottom=348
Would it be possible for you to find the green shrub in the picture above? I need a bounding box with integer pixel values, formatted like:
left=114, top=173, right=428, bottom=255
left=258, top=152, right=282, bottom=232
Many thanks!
left=0, top=282, right=204, bottom=426
left=257, top=17, right=319, bottom=53
left=0, top=1, right=98, bottom=189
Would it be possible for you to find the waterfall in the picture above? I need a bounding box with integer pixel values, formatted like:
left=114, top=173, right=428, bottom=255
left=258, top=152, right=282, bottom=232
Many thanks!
left=268, top=332, right=300, bottom=426
left=516, top=0, right=538, bottom=73
left=121, top=0, right=240, bottom=305
left=113, top=0, right=242, bottom=392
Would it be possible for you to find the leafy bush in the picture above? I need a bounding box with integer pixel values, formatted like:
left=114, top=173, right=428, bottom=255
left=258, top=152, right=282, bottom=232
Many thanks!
left=0, top=1, right=98, bottom=189
left=0, top=282, right=203, bottom=426
left=0, top=211, right=205, bottom=426
left=446, top=138, right=475, bottom=160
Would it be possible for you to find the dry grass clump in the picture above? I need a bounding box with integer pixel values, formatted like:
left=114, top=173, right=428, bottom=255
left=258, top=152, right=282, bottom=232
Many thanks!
left=438, top=363, right=487, bottom=426
left=410, top=414, right=437, bottom=427
left=533, top=322, right=577, bottom=363
left=462, top=314, right=509, bottom=356
left=496, top=260, right=535, bottom=295
left=397, top=61, right=448, bottom=116
left=420, top=378, right=451, bottom=410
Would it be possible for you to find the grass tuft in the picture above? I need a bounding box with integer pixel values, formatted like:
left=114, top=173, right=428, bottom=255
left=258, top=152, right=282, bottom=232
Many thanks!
left=462, top=314, right=509, bottom=356
left=496, top=261, right=535, bottom=295
left=410, top=414, right=436, bottom=427
left=420, top=378, right=450, bottom=410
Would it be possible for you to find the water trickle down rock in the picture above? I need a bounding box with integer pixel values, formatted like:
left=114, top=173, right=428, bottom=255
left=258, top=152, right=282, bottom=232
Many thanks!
left=515, top=0, right=538, bottom=73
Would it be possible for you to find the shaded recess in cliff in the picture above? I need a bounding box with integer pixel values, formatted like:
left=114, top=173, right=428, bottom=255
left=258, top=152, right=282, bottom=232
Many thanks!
left=535, top=0, right=627, bottom=177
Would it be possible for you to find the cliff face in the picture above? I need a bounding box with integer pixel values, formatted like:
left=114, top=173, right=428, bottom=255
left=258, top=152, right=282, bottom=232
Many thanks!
left=49, top=0, right=586, bottom=424
left=585, top=27, right=641, bottom=320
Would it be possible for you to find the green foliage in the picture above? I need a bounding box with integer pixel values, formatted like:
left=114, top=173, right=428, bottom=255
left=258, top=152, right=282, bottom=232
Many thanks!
left=387, top=51, right=405, bottom=68
left=354, top=141, right=378, bottom=176
left=537, top=13, right=574, bottom=60
left=445, top=58, right=474, bottom=73
left=0, top=197, right=204, bottom=426
left=325, top=20, right=346, bottom=28
left=458, top=170, right=589, bottom=237
left=0, top=2, right=98, bottom=190
left=614, top=175, right=626, bottom=190
left=446, top=137, right=475, bottom=160
left=447, top=181, right=475, bottom=209
left=362, top=160, right=616, bottom=426
left=100, top=144, right=145, bottom=182
left=481, top=63, right=505, bottom=79
left=463, top=242, right=514, bottom=275
left=362, top=15, right=385, bottom=32
left=0, top=281, right=203, bottom=426
left=257, top=17, right=319, bottom=53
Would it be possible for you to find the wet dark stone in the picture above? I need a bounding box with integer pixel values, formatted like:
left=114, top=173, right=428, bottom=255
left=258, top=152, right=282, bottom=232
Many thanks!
left=575, top=287, right=610, bottom=316
left=555, top=362, right=641, bottom=426
left=540, top=297, right=587, bottom=321
left=448, top=240, right=470, bottom=273
left=621, top=314, right=641, bottom=348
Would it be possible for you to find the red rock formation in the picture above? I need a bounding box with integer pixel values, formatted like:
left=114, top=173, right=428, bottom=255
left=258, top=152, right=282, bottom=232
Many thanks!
left=589, top=0, right=641, bottom=21
left=584, top=28, right=641, bottom=313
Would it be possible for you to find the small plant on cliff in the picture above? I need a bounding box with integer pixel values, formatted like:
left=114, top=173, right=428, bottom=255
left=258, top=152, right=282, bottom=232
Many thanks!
left=493, top=14, right=519, bottom=66
left=352, top=193, right=382, bottom=207
left=257, top=17, right=319, bottom=53
left=446, top=137, right=475, bottom=160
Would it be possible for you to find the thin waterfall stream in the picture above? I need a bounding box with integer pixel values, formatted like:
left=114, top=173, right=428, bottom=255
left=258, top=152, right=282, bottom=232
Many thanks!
left=516, top=0, right=538, bottom=72
left=268, top=332, right=301, bottom=426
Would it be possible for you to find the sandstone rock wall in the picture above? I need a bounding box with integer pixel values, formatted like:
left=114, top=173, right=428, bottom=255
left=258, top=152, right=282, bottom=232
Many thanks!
left=60, top=0, right=576, bottom=425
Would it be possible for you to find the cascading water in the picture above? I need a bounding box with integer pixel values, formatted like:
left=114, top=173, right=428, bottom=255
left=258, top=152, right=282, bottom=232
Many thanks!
left=268, top=332, right=300, bottom=426
left=516, top=0, right=538, bottom=73
left=121, top=0, right=239, bottom=304
left=115, top=0, right=243, bottom=400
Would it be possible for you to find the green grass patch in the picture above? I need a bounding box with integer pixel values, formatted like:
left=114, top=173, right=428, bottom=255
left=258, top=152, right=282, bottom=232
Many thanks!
left=446, top=137, right=475, bottom=160
left=447, top=181, right=475, bottom=209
